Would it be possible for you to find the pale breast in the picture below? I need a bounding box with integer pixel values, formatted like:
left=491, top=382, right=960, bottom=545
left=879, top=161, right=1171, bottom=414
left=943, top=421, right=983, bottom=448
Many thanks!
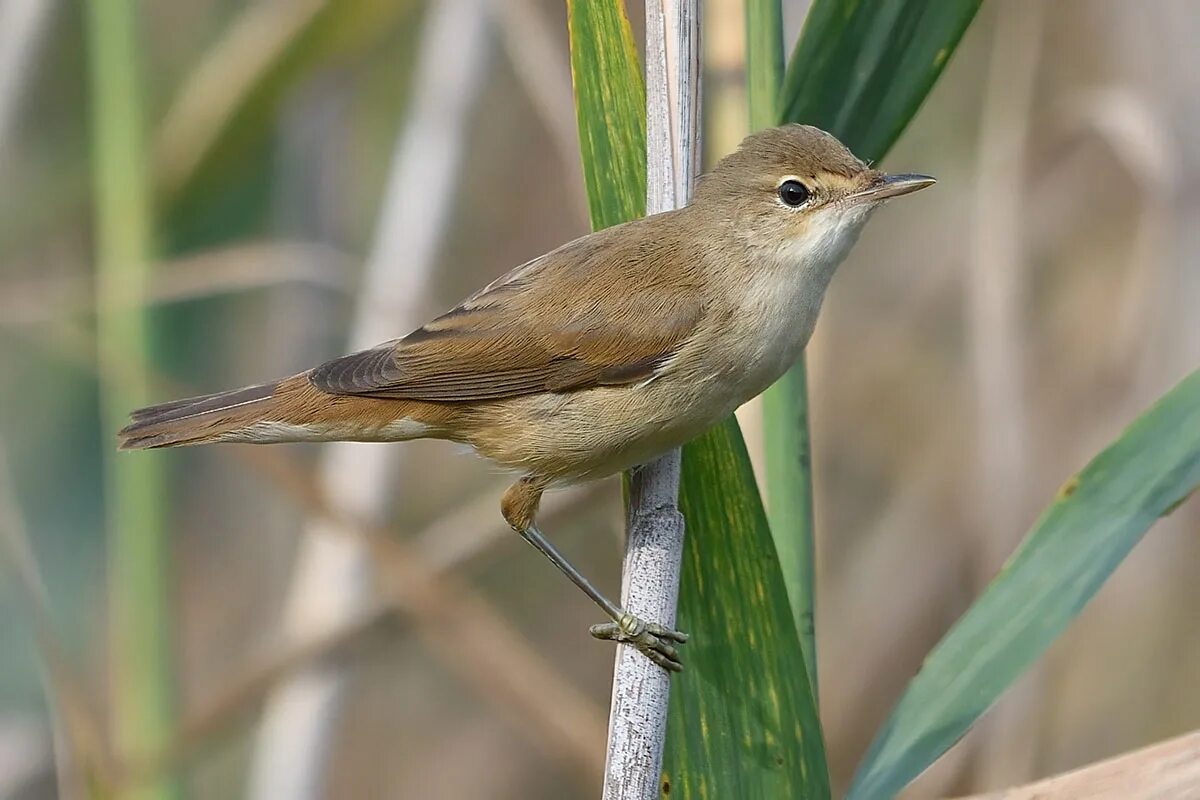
left=717, top=200, right=877, bottom=397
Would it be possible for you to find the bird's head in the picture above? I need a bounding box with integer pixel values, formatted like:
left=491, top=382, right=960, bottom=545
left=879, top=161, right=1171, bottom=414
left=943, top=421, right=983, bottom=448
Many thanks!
left=695, top=124, right=935, bottom=269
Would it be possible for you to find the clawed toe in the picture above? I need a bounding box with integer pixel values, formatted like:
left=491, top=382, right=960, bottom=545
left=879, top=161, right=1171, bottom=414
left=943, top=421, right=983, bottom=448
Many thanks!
left=648, top=622, right=689, bottom=644
left=590, top=614, right=687, bottom=672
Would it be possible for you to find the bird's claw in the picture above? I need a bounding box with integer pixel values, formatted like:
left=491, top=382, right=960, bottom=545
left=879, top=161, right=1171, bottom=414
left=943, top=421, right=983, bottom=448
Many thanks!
left=590, top=612, right=688, bottom=672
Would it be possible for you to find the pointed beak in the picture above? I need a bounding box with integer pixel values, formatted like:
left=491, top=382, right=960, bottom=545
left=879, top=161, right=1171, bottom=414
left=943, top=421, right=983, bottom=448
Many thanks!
left=849, top=173, right=937, bottom=203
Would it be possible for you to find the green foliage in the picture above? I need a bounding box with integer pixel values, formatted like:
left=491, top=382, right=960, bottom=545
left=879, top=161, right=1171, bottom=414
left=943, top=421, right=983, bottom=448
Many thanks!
left=773, top=7, right=1200, bottom=798
left=780, top=0, right=982, bottom=161
left=761, top=0, right=982, bottom=723
left=566, top=5, right=1199, bottom=800
left=84, top=2, right=177, bottom=798
left=565, top=2, right=826, bottom=796
left=849, top=369, right=1200, bottom=798
left=567, top=1, right=828, bottom=796
left=747, top=0, right=822, bottom=704
left=764, top=0, right=985, bottom=745
left=565, top=0, right=646, bottom=230
left=745, top=0, right=785, bottom=132
left=667, top=419, right=830, bottom=799
left=760, top=366, right=818, bottom=692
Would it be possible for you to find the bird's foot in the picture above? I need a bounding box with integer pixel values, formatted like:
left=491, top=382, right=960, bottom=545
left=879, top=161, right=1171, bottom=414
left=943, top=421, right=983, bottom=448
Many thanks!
left=590, top=612, right=688, bottom=672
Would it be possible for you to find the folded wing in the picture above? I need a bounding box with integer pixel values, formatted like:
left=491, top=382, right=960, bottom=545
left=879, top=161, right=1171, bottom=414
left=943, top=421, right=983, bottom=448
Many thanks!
left=310, top=220, right=705, bottom=402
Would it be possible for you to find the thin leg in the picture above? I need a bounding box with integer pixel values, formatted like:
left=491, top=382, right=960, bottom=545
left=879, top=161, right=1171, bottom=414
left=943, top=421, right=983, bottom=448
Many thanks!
left=502, top=477, right=688, bottom=670
left=516, top=524, right=688, bottom=672
left=517, top=524, right=622, bottom=620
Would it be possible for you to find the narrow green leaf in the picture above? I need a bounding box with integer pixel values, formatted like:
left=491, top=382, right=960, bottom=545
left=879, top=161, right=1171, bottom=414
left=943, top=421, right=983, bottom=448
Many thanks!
left=849, top=370, right=1200, bottom=799
left=666, top=419, right=830, bottom=800
left=779, top=0, right=982, bottom=162
left=745, top=0, right=784, bottom=132
left=760, top=364, right=817, bottom=689
left=762, top=0, right=982, bottom=719
left=567, top=3, right=828, bottom=796
left=566, top=0, right=646, bottom=230
left=747, top=0, right=821, bottom=703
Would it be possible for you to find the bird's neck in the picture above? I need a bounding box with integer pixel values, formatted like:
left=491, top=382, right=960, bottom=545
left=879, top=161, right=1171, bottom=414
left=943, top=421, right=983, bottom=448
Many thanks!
left=728, top=203, right=877, bottom=374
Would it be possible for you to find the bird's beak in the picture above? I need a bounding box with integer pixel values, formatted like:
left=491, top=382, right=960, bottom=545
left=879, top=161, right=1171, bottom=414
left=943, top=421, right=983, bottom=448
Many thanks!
left=849, top=173, right=937, bottom=203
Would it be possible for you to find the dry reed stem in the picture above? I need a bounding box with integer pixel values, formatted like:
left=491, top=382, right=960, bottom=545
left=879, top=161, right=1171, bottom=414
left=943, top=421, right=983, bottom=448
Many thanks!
left=247, top=2, right=491, bottom=796
left=153, top=0, right=325, bottom=195
left=242, top=448, right=609, bottom=784
left=602, top=2, right=700, bottom=799
left=0, top=240, right=353, bottom=326
left=967, top=0, right=1047, bottom=787
left=0, top=444, right=113, bottom=796
left=13, top=320, right=609, bottom=790
left=955, top=729, right=1200, bottom=800
left=484, top=0, right=590, bottom=224
left=0, top=0, right=51, bottom=153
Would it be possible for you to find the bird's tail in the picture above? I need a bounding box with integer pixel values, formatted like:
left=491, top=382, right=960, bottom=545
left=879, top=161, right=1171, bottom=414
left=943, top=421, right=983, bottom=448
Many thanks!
left=119, top=380, right=288, bottom=449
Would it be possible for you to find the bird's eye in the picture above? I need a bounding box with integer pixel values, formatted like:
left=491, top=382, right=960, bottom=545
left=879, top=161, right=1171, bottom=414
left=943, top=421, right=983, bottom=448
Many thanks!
left=778, top=179, right=810, bottom=207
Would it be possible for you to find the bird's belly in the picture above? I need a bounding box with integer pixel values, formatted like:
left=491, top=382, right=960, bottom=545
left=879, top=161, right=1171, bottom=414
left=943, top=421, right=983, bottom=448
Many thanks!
left=461, top=357, right=785, bottom=483
left=458, top=297, right=815, bottom=482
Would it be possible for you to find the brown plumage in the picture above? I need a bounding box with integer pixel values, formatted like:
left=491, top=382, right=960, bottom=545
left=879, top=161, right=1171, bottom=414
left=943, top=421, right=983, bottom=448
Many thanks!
left=118, top=212, right=710, bottom=458
left=117, top=120, right=934, bottom=524
left=119, top=125, right=934, bottom=669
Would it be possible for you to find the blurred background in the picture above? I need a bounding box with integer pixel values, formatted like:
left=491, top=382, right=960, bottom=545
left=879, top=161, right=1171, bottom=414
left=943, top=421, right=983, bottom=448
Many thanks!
left=0, top=0, right=1198, bottom=798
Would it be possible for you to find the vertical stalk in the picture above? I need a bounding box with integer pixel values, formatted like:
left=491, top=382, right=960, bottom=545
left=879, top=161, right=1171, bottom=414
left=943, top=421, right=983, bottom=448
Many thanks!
left=745, top=0, right=783, bottom=132
left=602, top=2, right=700, bottom=799
left=0, top=0, right=52, bottom=151
left=247, top=3, right=491, bottom=799
left=750, top=0, right=819, bottom=702
left=84, top=2, right=177, bottom=799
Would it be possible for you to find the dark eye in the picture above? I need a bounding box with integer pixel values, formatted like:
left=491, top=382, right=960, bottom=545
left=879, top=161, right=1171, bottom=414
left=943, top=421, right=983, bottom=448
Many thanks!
left=778, top=179, right=810, bottom=207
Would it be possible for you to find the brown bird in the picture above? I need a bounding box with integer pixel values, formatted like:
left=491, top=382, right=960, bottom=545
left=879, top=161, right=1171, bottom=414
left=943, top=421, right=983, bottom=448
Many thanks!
left=120, top=124, right=933, bottom=670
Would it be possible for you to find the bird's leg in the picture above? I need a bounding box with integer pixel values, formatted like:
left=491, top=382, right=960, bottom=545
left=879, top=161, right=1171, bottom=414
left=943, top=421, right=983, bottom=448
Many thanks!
left=501, top=477, right=688, bottom=672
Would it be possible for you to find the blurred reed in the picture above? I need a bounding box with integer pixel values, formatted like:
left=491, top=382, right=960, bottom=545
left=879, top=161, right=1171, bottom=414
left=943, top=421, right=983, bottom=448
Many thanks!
left=84, top=2, right=179, bottom=798
left=247, top=2, right=491, bottom=797
left=2, top=2, right=1200, bottom=798
left=0, top=0, right=50, bottom=153
left=967, top=0, right=1045, bottom=787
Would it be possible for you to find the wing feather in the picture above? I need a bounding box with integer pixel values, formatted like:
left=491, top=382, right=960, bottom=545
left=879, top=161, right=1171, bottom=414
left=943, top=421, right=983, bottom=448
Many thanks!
left=309, top=216, right=704, bottom=402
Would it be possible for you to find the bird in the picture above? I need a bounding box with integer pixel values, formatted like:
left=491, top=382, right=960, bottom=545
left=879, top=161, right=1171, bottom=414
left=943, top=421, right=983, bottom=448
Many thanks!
left=119, top=124, right=934, bottom=671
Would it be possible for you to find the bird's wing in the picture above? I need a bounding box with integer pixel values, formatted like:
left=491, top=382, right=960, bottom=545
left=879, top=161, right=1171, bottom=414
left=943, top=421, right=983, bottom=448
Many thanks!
left=309, top=221, right=706, bottom=402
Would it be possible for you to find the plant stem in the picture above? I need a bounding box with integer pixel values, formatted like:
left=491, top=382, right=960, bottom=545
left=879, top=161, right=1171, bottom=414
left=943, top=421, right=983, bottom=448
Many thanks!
left=0, top=0, right=52, bottom=151
left=745, top=0, right=783, bottom=132
left=954, top=728, right=1200, bottom=800
left=246, top=2, right=491, bottom=798
left=602, top=2, right=700, bottom=798
left=749, top=0, right=819, bottom=704
left=84, top=2, right=178, bottom=798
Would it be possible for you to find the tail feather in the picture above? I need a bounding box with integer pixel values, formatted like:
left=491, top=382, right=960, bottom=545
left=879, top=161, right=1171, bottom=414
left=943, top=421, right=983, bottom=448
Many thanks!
left=128, top=394, right=214, bottom=422
left=119, top=381, right=280, bottom=449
